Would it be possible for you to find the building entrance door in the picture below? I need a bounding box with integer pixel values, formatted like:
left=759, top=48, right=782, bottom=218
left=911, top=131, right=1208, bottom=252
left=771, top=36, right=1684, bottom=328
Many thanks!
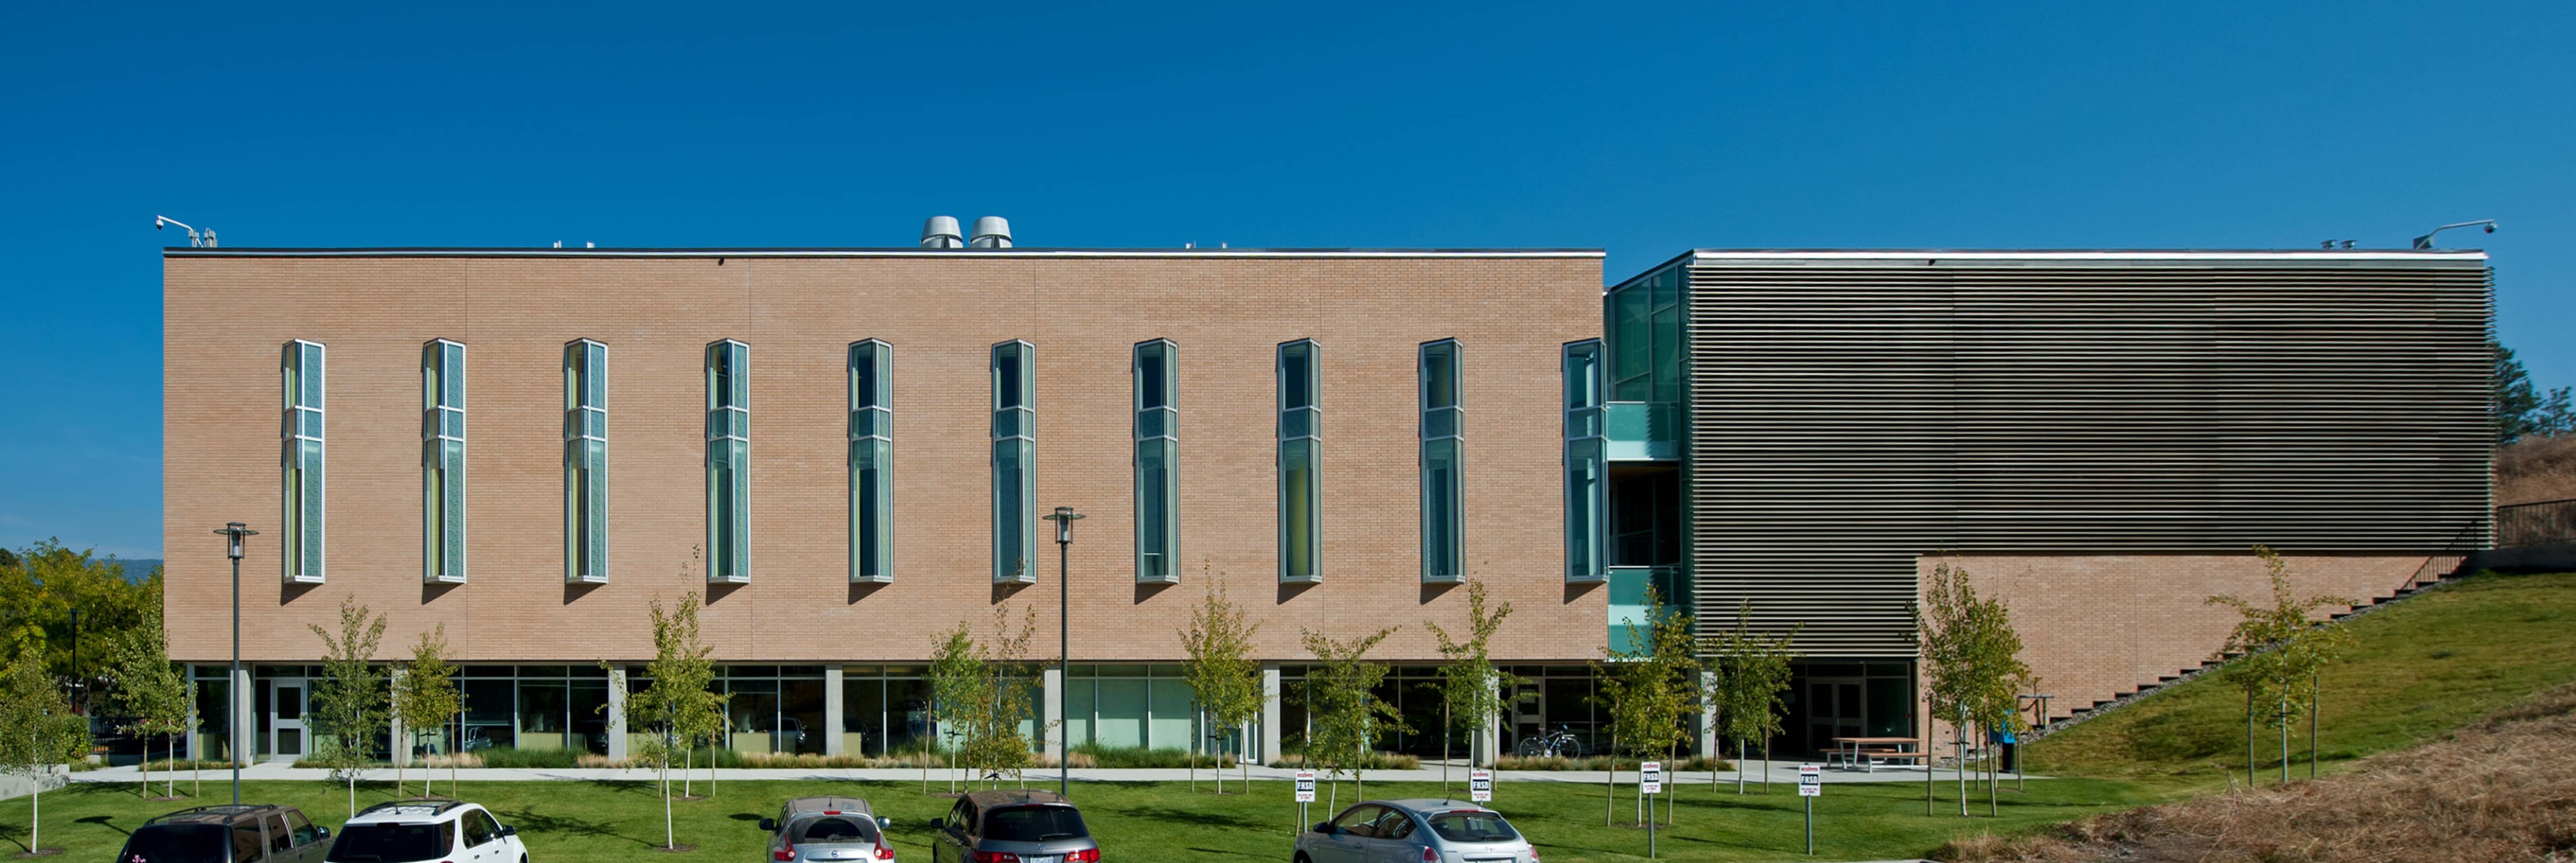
left=270, top=678, right=308, bottom=762
left=1804, top=678, right=1865, bottom=754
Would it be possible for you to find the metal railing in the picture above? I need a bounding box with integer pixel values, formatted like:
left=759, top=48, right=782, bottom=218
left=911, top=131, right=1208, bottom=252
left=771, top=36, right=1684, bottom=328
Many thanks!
left=2396, top=518, right=2489, bottom=595
left=2496, top=499, right=2576, bottom=549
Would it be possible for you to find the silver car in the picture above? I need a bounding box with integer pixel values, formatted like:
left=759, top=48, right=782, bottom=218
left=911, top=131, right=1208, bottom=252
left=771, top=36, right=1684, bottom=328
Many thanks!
left=927, top=789, right=1099, bottom=863
left=1295, top=799, right=1538, bottom=863
left=760, top=797, right=895, bottom=863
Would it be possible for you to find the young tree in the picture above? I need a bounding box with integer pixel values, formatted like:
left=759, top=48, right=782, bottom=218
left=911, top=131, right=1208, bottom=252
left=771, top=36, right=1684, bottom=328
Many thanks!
left=2209, top=545, right=2355, bottom=787
left=107, top=593, right=191, bottom=800
left=307, top=596, right=389, bottom=818
left=1920, top=560, right=2036, bottom=817
left=632, top=590, right=724, bottom=850
left=1300, top=626, right=1402, bottom=808
left=393, top=625, right=462, bottom=798
left=1424, top=579, right=1520, bottom=798
left=1642, top=591, right=1702, bottom=826
left=927, top=621, right=987, bottom=793
left=1595, top=586, right=1690, bottom=827
left=1706, top=601, right=1800, bottom=794
left=963, top=607, right=1043, bottom=789
left=0, top=652, right=89, bottom=856
left=1180, top=577, right=1263, bottom=794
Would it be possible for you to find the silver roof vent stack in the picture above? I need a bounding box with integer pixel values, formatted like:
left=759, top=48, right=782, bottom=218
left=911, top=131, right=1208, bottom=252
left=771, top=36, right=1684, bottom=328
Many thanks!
left=969, top=216, right=1013, bottom=249
left=921, top=216, right=964, bottom=249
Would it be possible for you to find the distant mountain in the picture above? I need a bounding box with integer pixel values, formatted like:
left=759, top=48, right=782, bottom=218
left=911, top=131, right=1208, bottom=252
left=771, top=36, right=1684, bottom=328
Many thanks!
left=110, top=559, right=162, bottom=580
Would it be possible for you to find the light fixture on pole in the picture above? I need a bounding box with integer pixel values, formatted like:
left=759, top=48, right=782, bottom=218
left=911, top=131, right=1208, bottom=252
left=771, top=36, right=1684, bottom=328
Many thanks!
left=1041, top=505, right=1085, bottom=798
left=2411, top=219, right=2496, bottom=249
left=212, top=522, right=258, bottom=805
left=156, top=215, right=216, bottom=248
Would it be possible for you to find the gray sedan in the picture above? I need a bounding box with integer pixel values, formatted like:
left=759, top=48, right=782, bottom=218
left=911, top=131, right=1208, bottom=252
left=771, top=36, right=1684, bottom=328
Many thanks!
left=759, top=796, right=895, bottom=863
left=1295, top=799, right=1538, bottom=863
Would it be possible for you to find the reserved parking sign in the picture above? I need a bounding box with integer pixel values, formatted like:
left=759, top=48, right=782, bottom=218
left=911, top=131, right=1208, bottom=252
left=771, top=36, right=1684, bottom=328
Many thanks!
left=1641, top=761, right=1663, bottom=794
left=1295, top=770, right=1317, bottom=803
left=1469, top=769, right=1493, bottom=802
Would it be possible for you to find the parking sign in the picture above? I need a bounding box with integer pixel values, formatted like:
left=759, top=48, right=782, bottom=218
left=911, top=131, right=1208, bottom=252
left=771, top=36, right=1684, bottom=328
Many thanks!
left=1295, top=770, right=1317, bottom=803
left=1798, top=763, right=1821, bottom=797
left=1640, top=761, right=1663, bottom=794
left=1469, top=769, right=1492, bottom=802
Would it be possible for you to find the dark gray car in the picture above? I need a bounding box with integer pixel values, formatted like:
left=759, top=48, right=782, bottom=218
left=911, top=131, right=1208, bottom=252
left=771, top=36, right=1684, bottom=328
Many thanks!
left=759, top=797, right=895, bottom=863
left=118, top=805, right=330, bottom=863
left=926, top=790, right=1099, bottom=863
left=1295, top=799, right=1537, bottom=863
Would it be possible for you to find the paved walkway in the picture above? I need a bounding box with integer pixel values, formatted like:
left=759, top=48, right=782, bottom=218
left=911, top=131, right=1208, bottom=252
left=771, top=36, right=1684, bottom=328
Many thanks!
left=73, top=761, right=2016, bottom=785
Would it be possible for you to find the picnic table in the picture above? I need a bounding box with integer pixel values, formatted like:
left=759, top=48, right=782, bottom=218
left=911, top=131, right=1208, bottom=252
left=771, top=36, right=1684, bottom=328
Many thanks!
left=1828, top=736, right=1925, bottom=772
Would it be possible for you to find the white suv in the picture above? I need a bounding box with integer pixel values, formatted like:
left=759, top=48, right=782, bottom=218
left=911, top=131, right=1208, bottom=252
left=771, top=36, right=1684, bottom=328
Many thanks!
left=327, top=799, right=527, bottom=863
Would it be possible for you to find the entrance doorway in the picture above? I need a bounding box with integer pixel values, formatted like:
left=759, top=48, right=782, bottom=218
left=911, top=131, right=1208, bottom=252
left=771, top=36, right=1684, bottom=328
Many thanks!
left=269, top=678, right=307, bottom=762
left=1805, top=678, right=1864, bottom=749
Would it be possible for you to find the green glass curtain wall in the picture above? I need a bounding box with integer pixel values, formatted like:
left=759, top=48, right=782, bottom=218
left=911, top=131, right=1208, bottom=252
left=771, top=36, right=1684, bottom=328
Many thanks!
left=992, top=341, right=1036, bottom=583
left=281, top=340, right=326, bottom=584
left=848, top=340, right=893, bottom=583
left=423, top=339, right=467, bottom=584
left=1277, top=340, right=1320, bottom=583
left=1134, top=340, right=1178, bottom=583
left=563, top=340, right=609, bottom=583
left=705, top=340, right=751, bottom=583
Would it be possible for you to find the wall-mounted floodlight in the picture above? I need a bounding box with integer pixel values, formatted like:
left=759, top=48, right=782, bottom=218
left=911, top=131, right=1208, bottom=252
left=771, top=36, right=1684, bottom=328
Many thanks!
left=156, top=215, right=216, bottom=247
left=2411, top=219, right=2496, bottom=249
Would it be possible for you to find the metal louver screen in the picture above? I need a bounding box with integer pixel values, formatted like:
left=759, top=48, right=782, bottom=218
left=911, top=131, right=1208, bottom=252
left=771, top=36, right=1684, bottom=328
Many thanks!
left=1683, top=256, right=2493, bottom=657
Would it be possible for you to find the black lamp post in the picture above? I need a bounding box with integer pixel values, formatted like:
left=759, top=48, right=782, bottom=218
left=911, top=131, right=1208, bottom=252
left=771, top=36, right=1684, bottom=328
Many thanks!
left=212, top=522, right=257, bottom=805
left=1041, top=506, right=1084, bottom=798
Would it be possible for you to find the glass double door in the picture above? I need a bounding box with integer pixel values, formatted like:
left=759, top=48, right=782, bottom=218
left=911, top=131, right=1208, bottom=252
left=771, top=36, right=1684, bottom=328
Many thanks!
left=1804, top=678, right=1864, bottom=753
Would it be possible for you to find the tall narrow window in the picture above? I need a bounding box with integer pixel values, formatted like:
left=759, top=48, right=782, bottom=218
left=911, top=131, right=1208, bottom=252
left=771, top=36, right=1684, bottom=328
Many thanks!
left=1562, top=339, right=1607, bottom=582
left=1419, top=339, right=1463, bottom=583
left=849, top=340, right=893, bottom=583
left=280, top=340, right=326, bottom=584
left=1277, top=340, right=1320, bottom=583
left=705, top=340, right=751, bottom=583
left=563, top=340, right=608, bottom=583
left=992, top=341, right=1036, bottom=583
left=1133, top=340, right=1178, bottom=583
left=423, top=339, right=466, bottom=584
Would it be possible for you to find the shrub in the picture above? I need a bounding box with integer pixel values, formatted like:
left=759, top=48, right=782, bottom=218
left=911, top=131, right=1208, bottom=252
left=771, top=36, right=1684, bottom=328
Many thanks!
left=1068, top=744, right=1235, bottom=769
left=1267, top=752, right=1419, bottom=770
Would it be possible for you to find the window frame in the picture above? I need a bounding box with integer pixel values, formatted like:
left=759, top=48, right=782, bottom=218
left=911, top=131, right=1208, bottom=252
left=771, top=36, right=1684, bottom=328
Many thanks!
left=1132, top=339, right=1179, bottom=584
left=563, top=339, right=609, bottom=584
left=705, top=339, right=752, bottom=583
left=848, top=340, right=894, bottom=583
left=1276, top=339, right=1321, bottom=583
left=1418, top=338, right=1464, bottom=583
left=422, top=339, right=467, bottom=584
left=991, top=340, right=1037, bottom=584
left=1562, top=339, right=1608, bottom=583
left=280, top=339, right=327, bottom=584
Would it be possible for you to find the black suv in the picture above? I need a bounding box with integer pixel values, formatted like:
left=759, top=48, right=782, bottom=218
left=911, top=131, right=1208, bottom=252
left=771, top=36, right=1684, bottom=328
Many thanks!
left=117, top=805, right=331, bottom=863
left=927, top=790, right=1099, bottom=863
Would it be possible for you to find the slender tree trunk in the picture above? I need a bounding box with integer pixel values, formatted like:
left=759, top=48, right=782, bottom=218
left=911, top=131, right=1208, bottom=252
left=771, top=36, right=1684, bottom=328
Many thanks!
left=33, top=762, right=42, bottom=853
left=166, top=736, right=176, bottom=798
left=1735, top=738, right=1746, bottom=794
left=1441, top=702, right=1451, bottom=799
left=1762, top=741, right=1771, bottom=793
left=142, top=741, right=151, bottom=798
left=2278, top=693, right=2290, bottom=784
left=1955, top=719, right=1967, bottom=816
left=395, top=733, right=406, bottom=798
left=2246, top=689, right=2257, bottom=788
left=1190, top=711, right=1200, bottom=793
left=2309, top=676, right=2321, bottom=780
left=1986, top=722, right=1997, bottom=817
left=661, top=758, right=674, bottom=849
left=1604, top=732, right=1616, bottom=827
left=684, top=745, right=694, bottom=797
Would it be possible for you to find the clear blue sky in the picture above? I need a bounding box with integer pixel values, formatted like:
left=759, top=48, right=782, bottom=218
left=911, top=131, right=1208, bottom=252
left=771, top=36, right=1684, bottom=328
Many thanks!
left=3, top=1, right=2569, bottom=559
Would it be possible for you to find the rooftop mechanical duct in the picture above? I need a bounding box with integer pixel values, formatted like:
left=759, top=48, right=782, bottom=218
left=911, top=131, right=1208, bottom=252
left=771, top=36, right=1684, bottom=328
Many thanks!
left=969, top=216, right=1012, bottom=249
left=920, top=216, right=964, bottom=249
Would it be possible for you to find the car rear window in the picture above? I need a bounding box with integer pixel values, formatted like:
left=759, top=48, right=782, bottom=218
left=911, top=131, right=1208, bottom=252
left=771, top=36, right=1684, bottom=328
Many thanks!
left=795, top=816, right=879, bottom=844
left=1427, top=811, right=1520, bottom=843
left=122, top=823, right=232, bottom=863
left=980, top=805, right=1088, bottom=842
left=327, top=823, right=456, bottom=863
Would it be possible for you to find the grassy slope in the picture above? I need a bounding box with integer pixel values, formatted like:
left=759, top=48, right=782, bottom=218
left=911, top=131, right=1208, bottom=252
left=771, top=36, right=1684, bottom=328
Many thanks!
left=14, top=776, right=2158, bottom=863
left=2025, top=570, right=2576, bottom=784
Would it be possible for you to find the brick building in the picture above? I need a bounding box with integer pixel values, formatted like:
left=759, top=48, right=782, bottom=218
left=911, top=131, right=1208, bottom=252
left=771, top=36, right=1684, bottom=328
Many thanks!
left=164, top=236, right=2494, bottom=765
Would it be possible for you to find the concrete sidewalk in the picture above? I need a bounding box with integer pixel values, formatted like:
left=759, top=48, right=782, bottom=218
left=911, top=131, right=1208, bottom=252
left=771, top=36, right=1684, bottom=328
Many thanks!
left=72, top=761, right=2014, bottom=786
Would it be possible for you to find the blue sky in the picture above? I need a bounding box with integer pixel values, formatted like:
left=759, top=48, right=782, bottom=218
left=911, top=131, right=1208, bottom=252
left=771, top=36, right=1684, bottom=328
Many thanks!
left=2, top=1, right=2569, bottom=559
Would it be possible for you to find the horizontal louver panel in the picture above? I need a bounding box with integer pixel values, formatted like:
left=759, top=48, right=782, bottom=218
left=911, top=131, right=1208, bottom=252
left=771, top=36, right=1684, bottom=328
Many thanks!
left=1683, top=258, right=2493, bottom=657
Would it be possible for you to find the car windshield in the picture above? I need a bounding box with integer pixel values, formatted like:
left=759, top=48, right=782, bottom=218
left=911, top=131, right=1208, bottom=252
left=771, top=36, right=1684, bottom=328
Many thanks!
left=122, top=823, right=231, bottom=863
left=981, top=805, right=1088, bottom=842
left=1427, top=811, right=1520, bottom=843
left=326, top=823, right=455, bottom=863
left=794, top=816, right=878, bottom=844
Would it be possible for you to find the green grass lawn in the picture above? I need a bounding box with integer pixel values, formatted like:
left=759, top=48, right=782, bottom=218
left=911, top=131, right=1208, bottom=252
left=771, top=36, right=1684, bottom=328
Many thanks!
left=2025, top=570, right=2576, bottom=785
left=12, top=775, right=2157, bottom=863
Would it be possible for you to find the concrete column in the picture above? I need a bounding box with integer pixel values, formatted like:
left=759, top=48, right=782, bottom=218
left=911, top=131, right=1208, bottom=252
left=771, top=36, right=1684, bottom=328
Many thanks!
left=605, top=666, right=628, bottom=760
left=389, top=668, right=410, bottom=767
left=1259, top=663, right=1282, bottom=764
left=232, top=666, right=254, bottom=764
left=1698, top=671, right=1720, bottom=758
left=1041, top=666, right=1064, bottom=762
left=823, top=666, right=845, bottom=757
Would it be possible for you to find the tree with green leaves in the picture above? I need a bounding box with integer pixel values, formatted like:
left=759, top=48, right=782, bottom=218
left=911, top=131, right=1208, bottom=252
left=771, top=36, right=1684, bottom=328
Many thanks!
left=1920, top=559, right=2036, bottom=817
left=1424, top=579, right=1520, bottom=798
left=0, top=540, right=158, bottom=687
left=307, top=596, right=388, bottom=817
left=963, top=607, right=1043, bottom=789
left=394, top=624, right=462, bottom=798
left=1300, top=626, right=1402, bottom=809
left=107, top=593, right=191, bottom=800
left=631, top=588, right=725, bottom=850
left=1596, top=585, right=1692, bottom=827
left=1706, top=601, right=1799, bottom=794
left=2209, top=545, right=2355, bottom=787
left=927, top=620, right=986, bottom=794
left=0, top=651, right=90, bottom=856
left=1181, top=576, right=1263, bottom=795
left=2495, top=339, right=2576, bottom=443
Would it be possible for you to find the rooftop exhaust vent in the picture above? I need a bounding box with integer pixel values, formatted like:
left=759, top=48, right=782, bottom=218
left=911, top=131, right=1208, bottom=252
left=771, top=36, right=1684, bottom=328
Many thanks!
left=921, top=216, right=965, bottom=249
left=969, top=216, right=1012, bottom=249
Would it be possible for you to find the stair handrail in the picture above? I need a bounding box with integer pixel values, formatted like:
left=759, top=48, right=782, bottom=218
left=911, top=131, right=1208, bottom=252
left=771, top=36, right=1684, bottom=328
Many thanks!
left=2394, top=517, right=2490, bottom=597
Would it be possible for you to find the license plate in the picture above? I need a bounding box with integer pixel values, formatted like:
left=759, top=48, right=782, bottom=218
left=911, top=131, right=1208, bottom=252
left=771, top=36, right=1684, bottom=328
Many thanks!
left=1023, top=856, right=1059, bottom=863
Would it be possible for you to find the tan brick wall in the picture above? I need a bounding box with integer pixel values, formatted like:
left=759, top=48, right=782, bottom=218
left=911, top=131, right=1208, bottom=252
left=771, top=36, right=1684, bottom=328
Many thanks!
left=1917, top=553, right=2423, bottom=720
left=163, top=253, right=1607, bottom=665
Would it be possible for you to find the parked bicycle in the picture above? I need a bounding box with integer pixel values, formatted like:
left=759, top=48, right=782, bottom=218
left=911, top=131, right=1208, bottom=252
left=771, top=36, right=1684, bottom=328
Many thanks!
left=1513, top=725, right=1585, bottom=758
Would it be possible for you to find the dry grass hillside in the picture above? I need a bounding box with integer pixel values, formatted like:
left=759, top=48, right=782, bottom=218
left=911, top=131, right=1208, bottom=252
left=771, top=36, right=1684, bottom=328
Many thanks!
left=2498, top=434, right=2576, bottom=505
left=1938, top=682, right=2576, bottom=863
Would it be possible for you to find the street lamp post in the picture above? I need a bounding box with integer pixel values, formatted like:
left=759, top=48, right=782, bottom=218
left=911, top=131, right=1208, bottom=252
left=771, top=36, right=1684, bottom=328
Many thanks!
left=1042, top=506, right=1085, bottom=798
left=213, top=522, right=258, bottom=805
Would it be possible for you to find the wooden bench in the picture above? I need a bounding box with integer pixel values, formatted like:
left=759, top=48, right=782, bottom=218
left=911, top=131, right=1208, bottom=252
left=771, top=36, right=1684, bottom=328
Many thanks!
left=1855, top=748, right=1928, bottom=772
